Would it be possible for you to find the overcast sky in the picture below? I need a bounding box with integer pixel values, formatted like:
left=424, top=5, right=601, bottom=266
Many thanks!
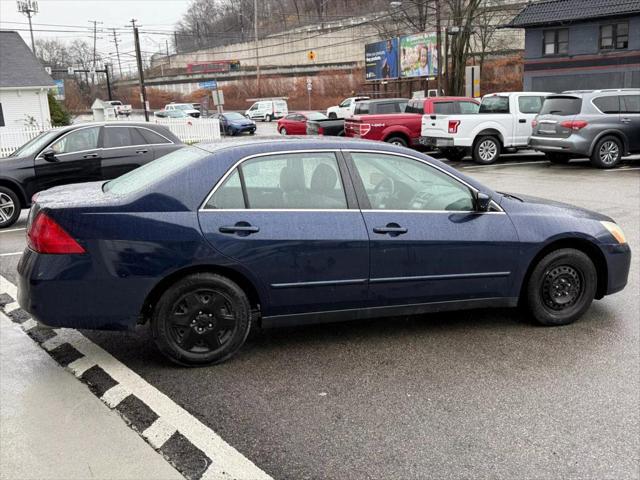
left=0, top=0, right=191, bottom=72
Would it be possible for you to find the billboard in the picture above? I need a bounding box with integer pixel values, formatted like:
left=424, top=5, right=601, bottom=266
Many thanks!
left=399, top=32, right=438, bottom=78
left=365, top=38, right=399, bottom=80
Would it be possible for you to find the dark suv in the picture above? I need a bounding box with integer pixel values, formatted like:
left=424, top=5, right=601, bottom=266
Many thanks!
left=0, top=122, right=183, bottom=228
left=530, top=89, right=640, bottom=168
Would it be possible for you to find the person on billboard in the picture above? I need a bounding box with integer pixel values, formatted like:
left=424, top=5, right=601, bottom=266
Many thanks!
left=381, top=39, right=397, bottom=78
left=415, top=44, right=430, bottom=76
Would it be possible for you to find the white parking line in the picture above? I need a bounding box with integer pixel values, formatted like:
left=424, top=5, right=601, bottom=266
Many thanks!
left=0, top=274, right=272, bottom=480
left=461, top=160, right=550, bottom=170
left=0, top=227, right=26, bottom=233
left=0, top=252, right=22, bottom=257
left=602, top=167, right=640, bottom=172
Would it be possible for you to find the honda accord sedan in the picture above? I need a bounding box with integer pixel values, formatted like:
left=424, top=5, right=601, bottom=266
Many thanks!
left=17, top=138, right=631, bottom=365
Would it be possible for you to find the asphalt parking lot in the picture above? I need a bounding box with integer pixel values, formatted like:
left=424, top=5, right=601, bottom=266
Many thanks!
left=1, top=151, right=638, bottom=480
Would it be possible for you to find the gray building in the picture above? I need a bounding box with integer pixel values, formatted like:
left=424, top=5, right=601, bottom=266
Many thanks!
left=507, top=0, right=640, bottom=92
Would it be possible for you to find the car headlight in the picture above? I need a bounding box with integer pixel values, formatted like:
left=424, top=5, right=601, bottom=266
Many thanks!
left=600, top=221, right=627, bottom=244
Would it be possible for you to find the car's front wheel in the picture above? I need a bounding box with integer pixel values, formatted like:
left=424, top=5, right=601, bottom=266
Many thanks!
left=280, top=127, right=287, bottom=135
left=0, top=186, right=21, bottom=229
left=591, top=136, right=622, bottom=169
left=265, top=114, right=272, bottom=122
left=151, top=273, right=251, bottom=366
left=525, top=248, right=597, bottom=326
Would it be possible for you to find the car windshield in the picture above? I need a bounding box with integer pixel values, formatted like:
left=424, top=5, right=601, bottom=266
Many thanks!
left=103, top=146, right=208, bottom=195
left=168, top=110, right=187, bottom=117
left=8, top=130, right=61, bottom=157
left=175, top=104, right=194, bottom=110
left=224, top=112, right=246, bottom=121
left=306, top=112, right=327, bottom=120
left=539, top=97, right=582, bottom=116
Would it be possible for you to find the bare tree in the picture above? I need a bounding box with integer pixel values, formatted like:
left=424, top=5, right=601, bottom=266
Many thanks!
left=35, top=39, right=70, bottom=69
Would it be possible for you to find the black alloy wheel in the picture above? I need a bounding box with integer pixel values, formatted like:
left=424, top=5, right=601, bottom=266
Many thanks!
left=152, top=273, right=251, bottom=366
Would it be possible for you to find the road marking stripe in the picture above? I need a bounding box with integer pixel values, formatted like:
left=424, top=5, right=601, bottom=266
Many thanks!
left=21, top=318, right=38, bottom=331
left=462, top=160, right=549, bottom=170
left=603, top=167, right=640, bottom=172
left=4, top=302, right=19, bottom=313
left=0, top=227, right=26, bottom=233
left=0, top=252, right=23, bottom=257
left=41, top=334, right=67, bottom=352
left=0, top=274, right=272, bottom=480
left=101, top=384, right=132, bottom=408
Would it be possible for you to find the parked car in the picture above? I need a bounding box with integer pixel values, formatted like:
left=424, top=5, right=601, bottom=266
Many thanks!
left=529, top=89, right=640, bottom=168
left=245, top=99, right=288, bottom=122
left=17, top=138, right=630, bottom=366
left=326, top=96, right=369, bottom=119
left=420, top=92, right=551, bottom=164
left=155, top=109, right=190, bottom=119
left=346, top=96, right=479, bottom=150
left=308, top=98, right=409, bottom=137
left=161, top=103, right=201, bottom=118
left=211, top=112, right=256, bottom=136
left=106, top=100, right=132, bottom=117
left=278, top=111, right=327, bottom=135
left=0, top=122, right=183, bottom=228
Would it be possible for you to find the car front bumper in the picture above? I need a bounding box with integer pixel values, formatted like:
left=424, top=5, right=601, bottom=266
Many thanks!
left=602, top=242, right=632, bottom=296
left=529, top=135, right=591, bottom=156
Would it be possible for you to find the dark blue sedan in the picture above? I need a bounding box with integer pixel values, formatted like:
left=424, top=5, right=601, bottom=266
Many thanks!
left=17, top=138, right=631, bottom=365
left=211, top=112, right=256, bottom=136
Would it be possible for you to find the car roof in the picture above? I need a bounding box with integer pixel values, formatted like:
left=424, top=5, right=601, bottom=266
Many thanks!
left=360, top=98, right=409, bottom=103
left=557, top=89, right=640, bottom=98
left=55, top=121, right=170, bottom=133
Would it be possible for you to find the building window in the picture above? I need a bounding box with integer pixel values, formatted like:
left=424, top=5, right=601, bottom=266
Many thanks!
left=543, top=29, right=569, bottom=55
left=600, top=23, right=628, bottom=50
left=0, top=103, right=4, bottom=127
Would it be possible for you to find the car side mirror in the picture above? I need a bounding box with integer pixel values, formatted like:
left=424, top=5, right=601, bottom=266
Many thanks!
left=42, top=148, right=58, bottom=162
left=476, top=192, right=491, bottom=212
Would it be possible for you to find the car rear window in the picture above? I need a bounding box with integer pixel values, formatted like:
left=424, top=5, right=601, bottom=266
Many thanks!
left=479, top=96, right=509, bottom=114
left=539, top=96, right=582, bottom=116
left=405, top=100, right=424, bottom=114
left=355, top=103, right=370, bottom=114
left=433, top=102, right=455, bottom=114
left=103, top=146, right=206, bottom=195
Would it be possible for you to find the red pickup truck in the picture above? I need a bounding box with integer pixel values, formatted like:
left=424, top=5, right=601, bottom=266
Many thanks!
left=344, top=96, right=479, bottom=150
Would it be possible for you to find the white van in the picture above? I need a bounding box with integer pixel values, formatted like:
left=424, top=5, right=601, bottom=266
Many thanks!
left=245, top=99, right=288, bottom=122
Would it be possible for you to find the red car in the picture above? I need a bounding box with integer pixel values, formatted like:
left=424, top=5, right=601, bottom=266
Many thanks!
left=277, top=111, right=327, bottom=135
left=345, top=97, right=479, bottom=152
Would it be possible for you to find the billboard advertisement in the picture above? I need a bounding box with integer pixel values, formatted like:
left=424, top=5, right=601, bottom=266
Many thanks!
left=399, top=32, right=438, bottom=78
left=365, top=38, right=399, bottom=80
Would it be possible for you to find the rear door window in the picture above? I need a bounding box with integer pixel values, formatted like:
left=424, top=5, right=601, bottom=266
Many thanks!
left=539, top=97, right=582, bottom=115
left=593, top=96, right=620, bottom=114
left=104, top=127, right=146, bottom=148
left=138, top=128, right=171, bottom=144
left=620, top=95, right=640, bottom=114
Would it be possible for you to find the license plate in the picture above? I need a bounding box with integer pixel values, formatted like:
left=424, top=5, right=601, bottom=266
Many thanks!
left=539, top=126, right=556, bottom=134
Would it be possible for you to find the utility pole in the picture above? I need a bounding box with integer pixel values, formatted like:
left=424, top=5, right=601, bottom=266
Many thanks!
left=110, top=28, right=123, bottom=78
left=254, top=0, right=260, bottom=97
left=166, top=39, right=171, bottom=67
left=89, top=20, right=103, bottom=68
left=130, top=19, right=149, bottom=122
left=16, top=0, right=38, bottom=54
left=435, top=0, right=442, bottom=95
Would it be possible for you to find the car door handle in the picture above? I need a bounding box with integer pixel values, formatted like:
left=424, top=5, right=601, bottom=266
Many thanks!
left=83, top=153, right=99, bottom=159
left=518, top=119, right=526, bottom=123
left=136, top=149, right=148, bottom=154
left=373, top=223, right=408, bottom=236
left=621, top=118, right=631, bottom=123
left=219, top=223, right=260, bottom=235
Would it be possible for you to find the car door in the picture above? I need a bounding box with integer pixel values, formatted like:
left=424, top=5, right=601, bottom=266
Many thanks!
left=620, top=94, right=640, bottom=152
left=100, top=126, right=154, bottom=179
left=198, top=150, right=369, bottom=318
left=345, top=150, right=519, bottom=307
left=515, top=95, right=545, bottom=146
left=136, top=127, right=180, bottom=159
left=33, top=125, right=102, bottom=192
left=292, top=114, right=307, bottom=134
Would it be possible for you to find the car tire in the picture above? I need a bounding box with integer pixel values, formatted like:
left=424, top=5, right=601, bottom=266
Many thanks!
left=590, top=136, right=622, bottom=169
left=525, top=248, right=597, bottom=327
left=265, top=114, right=272, bottom=122
left=328, top=112, right=337, bottom=119
left=151, top=273, right=252, bottom=366
left=472, top=136, right=501, bottom=164
left=0, top=186, right=21, bottom=229
left=442, top=148, right=467, bottom=161
left=545, top=152, right=571, bottom=164
left=280, top=127, right=287, bottom=135
left=386, top=136, right=407, bottom=147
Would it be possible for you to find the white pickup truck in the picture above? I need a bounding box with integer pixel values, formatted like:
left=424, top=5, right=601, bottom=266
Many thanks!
left=326, top=96, right=369, bottom=119
left=107, top=100, right=132, bottom=117
left=420, top=92, right=551, bottom=164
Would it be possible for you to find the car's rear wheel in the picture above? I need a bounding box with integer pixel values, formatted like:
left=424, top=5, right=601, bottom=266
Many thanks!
left=0, top=187, right=20, bottom=229
left=265, top=114, right=272, bottom=122
left=473, top=136, right=501, bottom=164
left=525, top=248, right=596, bottom=326
left=386, top=136, right=407, bottom=147
left=545, top=152, right=571, bottom=164
left=280, top=127, right=287, bottom=135
left=591, top=136, right=622, bottom=169
left=151, top=273, right=251, bottom=366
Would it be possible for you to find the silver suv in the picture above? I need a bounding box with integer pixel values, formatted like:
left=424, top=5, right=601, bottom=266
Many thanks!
left=529, top=89, right=639, bottom=168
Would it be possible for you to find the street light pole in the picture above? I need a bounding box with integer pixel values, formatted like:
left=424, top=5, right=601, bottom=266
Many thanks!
left=16, top=0, right=38, bottom=53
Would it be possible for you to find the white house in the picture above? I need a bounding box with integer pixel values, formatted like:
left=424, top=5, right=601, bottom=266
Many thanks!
left=0, top=30, right=55, bottom=128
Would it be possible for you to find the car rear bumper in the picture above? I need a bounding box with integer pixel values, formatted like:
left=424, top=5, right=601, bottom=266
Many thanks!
left=529, top=135, right=590, bottom=156
left=17, top=248, right=146, bottom=330
left=419, top=136, right=455, bottom=148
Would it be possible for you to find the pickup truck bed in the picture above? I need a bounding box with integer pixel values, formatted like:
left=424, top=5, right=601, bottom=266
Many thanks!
left=307, top=118, right=345, bottom=136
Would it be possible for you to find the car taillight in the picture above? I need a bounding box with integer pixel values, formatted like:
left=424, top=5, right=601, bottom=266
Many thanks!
left=27, top=212, right=85, bottom=254
left=531, top=120, right=538, bottom=128
left=359, top=123, right=371, bottom=136
left=560, top=120, right=588, bottom=130
left=318, top=126, right=324, bottom=135
left=448, top=120, right=460, bottom=134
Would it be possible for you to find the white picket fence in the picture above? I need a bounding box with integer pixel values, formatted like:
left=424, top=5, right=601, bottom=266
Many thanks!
left=0, top=118, right=221, bottom=157
left=154, top=118, right=221, bottom=144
